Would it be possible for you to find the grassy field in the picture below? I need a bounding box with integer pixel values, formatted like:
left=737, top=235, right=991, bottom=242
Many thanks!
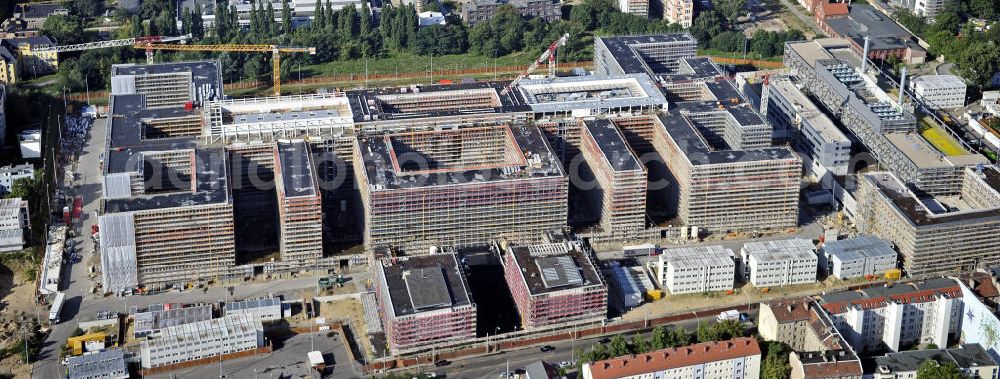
left=919, top=116, right=968, bottom=156
left=301, top=51, right=548, bottom=78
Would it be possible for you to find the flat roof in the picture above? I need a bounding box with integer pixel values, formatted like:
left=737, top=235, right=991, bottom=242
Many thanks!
left=875, top=344, right=996, bottom=373
left=134, top=304, right=213, bottom=333
left=595, top=34, right=698, bottom=75
left=275, top=141, right=317, bottom=198
left=358, top=125, right=564, bottom=190
left=102, top=147, right=231, bottom=213
left=862, top=170, right=1000, bottom=226
left=346, top=82, right=530, bottom=122
left=66, top=348, right=127, bottom=379
left=786, top=38, right=848, bottom=66
left=884, top=132, right=954, bottom=169
left=111, top=60, right=222, bottom=100
left=656, top=113, right=797, bottom=165
left=821, top=236, right=896, bottom=262
left=583, top=119, right=642, bottom=172
left=508, top=243, right=604, bottom=296
left=378, top=253, right=473, bottom=317
left=661, top=245, right=735, bottom=270
left=911, top=74, right=966, bottom=89
left=742, top=238, right=817, bottom=262
left=824, top=5, right=919, bottom=51
left=516, top=74, right=666, bottom=113
left=769, top=77, right=850, bottom=144
left=224, top=297, right=281, bottom=312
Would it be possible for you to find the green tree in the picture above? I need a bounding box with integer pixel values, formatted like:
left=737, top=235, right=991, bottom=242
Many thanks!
left=63, top=0, right=105, bottom=18
left=649, top=325, right=667, bottom=350
left=282, top=0, right=293, bottom=34
left=632, top=334, right=651, bottom=354
left=969, top=0, right=996, bottom=19
left=916, top=360, right=966, bottom=379
left=5, top=177, right=33, bottom=199
left=714, top=0, right=747, bottom=26
left=666, top=326, right=691, bottom=347
left=761, top=341, right=791, bottom=379
left=42, top=14, right=85, bottom=45
left=609, top=335, right=630, bottom=356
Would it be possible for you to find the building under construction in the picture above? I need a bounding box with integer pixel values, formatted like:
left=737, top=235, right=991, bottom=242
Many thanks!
left=579, top=119, right=647, bottom=235
left=274, top=141, right=323, bottom=263
left=784, top=38, right=986, bottom=196
left=855, top=167, right=1000, bottom=276
left=372, top=253, right=476, bottom=354
left=500, top=235, right=607, bottom=329
left=355, top=125, right=568, bottom=252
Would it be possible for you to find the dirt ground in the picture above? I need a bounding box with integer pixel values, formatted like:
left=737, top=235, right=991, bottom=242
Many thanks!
left=621, top=275, right=876, bottom=322
left=316, top=298, right=375, bottom=360
left=0, top=250, right=47, bottom=377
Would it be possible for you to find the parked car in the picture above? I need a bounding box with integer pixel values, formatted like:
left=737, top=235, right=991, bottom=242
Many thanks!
left=540, top=345, right=555, bottom=352
left=434, top=360, right=450, bottom=367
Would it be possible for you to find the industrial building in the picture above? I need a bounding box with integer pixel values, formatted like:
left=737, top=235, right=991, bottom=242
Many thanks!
left=815, top=5, right=926, bottom=64
left=819, top=278, right=963, bottom=354
left=820, top=236, right=897, bottom=279
left=65, top=348, right=128, bottom=379
left=502, top=237, right=608, bottom=329
left=855, top=169, right=1000, bottom=276
left=653, top=109, right=800, bottom=231
left=133, top=304, right=214, bottom=338
left=355, top=125, right=567, bottom=251
left=223, top=297, right=284, bottom=322
left=593, top=34, right=698, bottom=76
left=785, top=38, right=986, bottom=197
left=0, top=198, right=28, bottom=252
left=372, top=253, right=477, bottom=353
left=0, top=163, right=32, bottom=194
left=762, top=75, right=851, bottom=177
left=139, top=313, right=265, bottom=369
left=98, top=61, right=235, bottom=293
left=655, top=245, right=736, bottom=294
left=274, top=141, right=323, bottom=263
left=347, top=81, right=532, bottom=133
left=740, top=238, right=818, bottom=287
left=909, top=74, right=967, bottom=110
left=610, top=262, right=655, bottom=309
left=516, top=74, right=667, bottom=117
left=580, top=119, right=647, bottom=235
left=873, top=344, right=998, bottom=379
left=581, top=338, right=761, bottom=379
left=757, top=298, right=863, bottom=379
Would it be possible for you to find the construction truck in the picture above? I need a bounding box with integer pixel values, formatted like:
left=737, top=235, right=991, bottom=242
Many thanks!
left=49, top=292, right=65, bottom=324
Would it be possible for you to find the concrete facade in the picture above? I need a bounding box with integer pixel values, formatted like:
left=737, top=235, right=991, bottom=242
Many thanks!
left=910, top=75, right=967, bottom=110
left=820, top=236, right=897, bottom=279
left=655, top=245, right=735, bottom=294
left=740, top=238, right=818, bottom=288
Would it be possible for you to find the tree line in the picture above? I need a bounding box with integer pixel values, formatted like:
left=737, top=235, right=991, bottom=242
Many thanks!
left=894, top=3, right=1000, bottom=87
left=46, top=0, right=806, bottom=92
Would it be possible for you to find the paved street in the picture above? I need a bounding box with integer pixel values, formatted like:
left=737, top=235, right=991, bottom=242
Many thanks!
left=434, top=312, right=756, bottom=379
left=32, top=116, right=108, bottom=379
left=151, top=331, right=359, bottom=379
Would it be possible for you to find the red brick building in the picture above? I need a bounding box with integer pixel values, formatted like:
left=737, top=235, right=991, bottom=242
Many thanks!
left=501, top=237, right=608, bottom=330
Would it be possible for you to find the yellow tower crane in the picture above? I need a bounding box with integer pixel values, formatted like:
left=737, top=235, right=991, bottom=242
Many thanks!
left=135, top=43, right=316, bottom=96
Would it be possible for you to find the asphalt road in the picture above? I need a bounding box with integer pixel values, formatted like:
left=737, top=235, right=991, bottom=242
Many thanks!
left=32, top=116, right=108, bottom=379
left=430, top=311, right=757, bottom=379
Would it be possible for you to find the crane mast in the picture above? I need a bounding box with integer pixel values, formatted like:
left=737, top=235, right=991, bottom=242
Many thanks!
left=500, top=33, right=570, bottom=96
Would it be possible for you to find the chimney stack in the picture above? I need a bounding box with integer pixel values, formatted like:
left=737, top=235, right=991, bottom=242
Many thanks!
left=898, top=67, right=908, bottom=107
left=861, top=36, right=870, bottom=73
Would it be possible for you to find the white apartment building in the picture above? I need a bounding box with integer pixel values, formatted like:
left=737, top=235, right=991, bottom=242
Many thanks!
left=764, top=76, right=851, bottom=177
left=0, top=164, right=32, bottom=195
left=139, top=313, right=264, bottom=369
left=655, top=245, right=735, bottom=294
left=909, top=75, right=967, bottom=110
left=740, top=238, right=818, bottom=288
left=619, top=0, right=648, bottom=18
left=582, top=338, right=761, bottom=379
left=662, top=0, right=694, bottom=27
left=223, top=297, right=284, bottom=322
left=819, top=279, right=963, bottom=354
left=821, top=236, right=897, bottom=279
left=895, top=0, right=949, bottom=18
left=0, top=198, right=28, bottom=253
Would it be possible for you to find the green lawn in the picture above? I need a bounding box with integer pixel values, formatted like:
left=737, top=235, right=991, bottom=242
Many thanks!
left=301, top=51, right=549, bottom=78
